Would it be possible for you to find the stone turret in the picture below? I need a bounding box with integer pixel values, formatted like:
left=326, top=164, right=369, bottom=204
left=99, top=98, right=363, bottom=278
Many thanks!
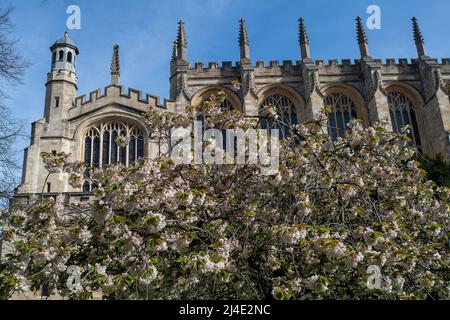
left=18, top=32, right=80, bottom=197
left=44, top=32, right=79, bottom=128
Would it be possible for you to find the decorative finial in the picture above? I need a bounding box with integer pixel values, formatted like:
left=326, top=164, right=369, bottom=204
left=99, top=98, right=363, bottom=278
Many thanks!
left=298, top=18, right=311, bottom=60
left=356, top=17, right=370, bottom=57
left=176, top=20, right=187, bottom=61
left=177, top=20, right=187, bottom=47
left=239, top=18, right=250, bottom=62
left=111, top=44, right=120, bottom=85
left=412, top=17, right=426, bottom=57
left=356, top=17, right=368, bottom=44
left=239, top=18, right=249, bottom=45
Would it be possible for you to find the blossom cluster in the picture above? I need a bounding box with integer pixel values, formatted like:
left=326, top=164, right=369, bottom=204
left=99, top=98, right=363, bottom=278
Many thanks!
left=1, top=94, right=448, bottom=300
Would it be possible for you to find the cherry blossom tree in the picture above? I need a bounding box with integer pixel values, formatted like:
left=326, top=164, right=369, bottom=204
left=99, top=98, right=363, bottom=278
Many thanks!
left=1, top=92, right=448, bottom=300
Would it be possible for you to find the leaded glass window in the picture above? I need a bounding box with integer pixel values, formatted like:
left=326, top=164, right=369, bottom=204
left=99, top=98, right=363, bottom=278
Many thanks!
left=324, top=92, right=358, bottom=140
left=259, top=94, right=298, bottom=138
left=388, top=91, right=421, bottom=147
left=83, top=121, right=144, bottom=192
left=217, top=98, right=233, bottom=111
left=196, top=94, right=235, bottom=150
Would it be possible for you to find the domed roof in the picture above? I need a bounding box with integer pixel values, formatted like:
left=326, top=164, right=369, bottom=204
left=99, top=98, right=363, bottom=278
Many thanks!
left=56, top=32, right=76, bottom=46
left=50, top=32, right=79, bottom=54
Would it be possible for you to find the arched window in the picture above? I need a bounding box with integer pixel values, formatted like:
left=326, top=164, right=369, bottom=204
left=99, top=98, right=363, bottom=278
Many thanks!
left=52, top=52, right=56, bottom=64
left=216, top=98, right=233, bottom=111
left=82, top=121, right=145, bottom=192
left=324, top=92, right=358, bottom=140
left=388, top=91, right=421, bottom=147
left=58, top=50, right=64, bottom=61
left=195, top=94, right=235, bottom=150
left=67, top=52, right=73, bottom=63
left=198, top=92, right=235, bottom=112
left=259, top=94, right=298, bottom=138
left=195, top=94, right=234, bottom=125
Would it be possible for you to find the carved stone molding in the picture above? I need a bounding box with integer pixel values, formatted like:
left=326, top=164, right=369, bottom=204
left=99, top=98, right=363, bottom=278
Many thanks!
left=301, top=62, right=322, bottom=100
left=361, top=60, right=386, bottom=103
left=418, top=59, right=445, bottom=101
left=240, top=71, right=258, bottom=99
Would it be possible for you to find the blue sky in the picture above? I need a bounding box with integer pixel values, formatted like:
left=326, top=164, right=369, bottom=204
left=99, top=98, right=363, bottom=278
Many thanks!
left=3, top=0, right=450, bottom=159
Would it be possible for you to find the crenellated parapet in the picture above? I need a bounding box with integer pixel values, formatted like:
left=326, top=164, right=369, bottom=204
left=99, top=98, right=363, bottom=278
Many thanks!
left=315, top=59, right=362, bottom=71
left=254, top=60, right=301, bottom=74
left=186, top=60, right=305, bottom=78
left=188, top=61, right=239, bottom=78
left=70, top=85, right=173, bottom=120
left=174, top=56, right=450, bottom=104
left=74, top=86, right=166, bottom=108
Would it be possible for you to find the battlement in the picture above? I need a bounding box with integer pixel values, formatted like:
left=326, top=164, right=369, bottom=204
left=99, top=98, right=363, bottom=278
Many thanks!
left=181, top=56, right=450, bottom=85
left=183, top=57, right=450, bottom=79
left=188, top=60, right=304, bottom=73
left=190, top=61, right=240, bottom=72
left=253, top=60, right=301, bottom=72
left=73, top=85, right=169, bottom=110
left=312, top=59, right=362, bottom=67
left=380, top=58, right=422, bottom=66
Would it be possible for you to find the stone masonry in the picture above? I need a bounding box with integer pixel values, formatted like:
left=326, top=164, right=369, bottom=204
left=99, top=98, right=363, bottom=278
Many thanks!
left=14, top=18, right=450, bottom=204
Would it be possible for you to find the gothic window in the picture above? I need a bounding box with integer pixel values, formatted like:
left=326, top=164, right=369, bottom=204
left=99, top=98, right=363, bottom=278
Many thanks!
left=196, top=96, right=234, bottom=126
left=58, top=50, right=64, bottom=61
left=217, top=98, right=233, bottom=111
left=67, top=52, right=73, bottom=63
left=82, top=121, right=145, bottom=192
left=388, top=91, right=421, bottom=147
left=259, top=94, right=298, bottom=138
left=196, top=93, right=235, bottom=151
left=324, top=92, right=358, bottom=140
left=199, top=93, right=234, bottom=112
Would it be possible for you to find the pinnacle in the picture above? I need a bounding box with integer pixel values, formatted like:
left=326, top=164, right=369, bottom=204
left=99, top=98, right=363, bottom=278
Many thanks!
left=298, top=17, right=309, bottom=45
left=239, top=18, right=249, bottom=45
left=412, top=17, right=424, bottom=44
left=111, top=44, right=120, bottom=75
left=356, top=16, right=368, bottom=44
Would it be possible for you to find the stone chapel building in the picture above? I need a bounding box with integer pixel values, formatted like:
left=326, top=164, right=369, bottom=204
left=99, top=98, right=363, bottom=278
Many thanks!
left=14, top=17, right=450, bottom=204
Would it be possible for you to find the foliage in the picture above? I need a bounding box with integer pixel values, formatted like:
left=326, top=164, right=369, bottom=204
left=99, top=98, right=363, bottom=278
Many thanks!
left=419, top=154, right=450, bottom=188
left=1, top=93, right=449, bottom=300
left=0, top=6, right=28, bottom=208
